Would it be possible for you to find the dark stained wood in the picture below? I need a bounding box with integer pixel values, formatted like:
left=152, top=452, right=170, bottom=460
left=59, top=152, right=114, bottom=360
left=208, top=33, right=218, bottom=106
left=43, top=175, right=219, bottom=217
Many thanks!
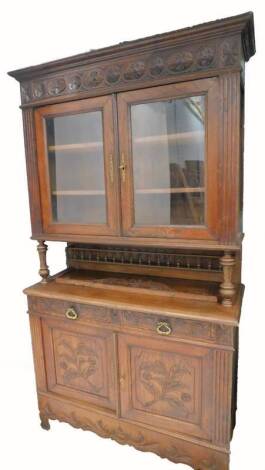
left=22, top=109, right=43, bottom=234
left=10, top=12, right=255, bottom=470
left=8, top=13, right=255, bottom=112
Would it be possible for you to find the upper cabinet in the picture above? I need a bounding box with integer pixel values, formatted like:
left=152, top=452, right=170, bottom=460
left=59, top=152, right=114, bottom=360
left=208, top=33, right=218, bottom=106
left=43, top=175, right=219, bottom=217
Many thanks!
left=9, top=12, right=255, bottom=249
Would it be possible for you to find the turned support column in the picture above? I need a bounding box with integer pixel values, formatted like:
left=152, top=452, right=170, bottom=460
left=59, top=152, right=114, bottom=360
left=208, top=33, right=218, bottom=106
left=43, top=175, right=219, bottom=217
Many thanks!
left=37, top=240, right=50, bottom=283
left=219, top=251, right=236, bottom=307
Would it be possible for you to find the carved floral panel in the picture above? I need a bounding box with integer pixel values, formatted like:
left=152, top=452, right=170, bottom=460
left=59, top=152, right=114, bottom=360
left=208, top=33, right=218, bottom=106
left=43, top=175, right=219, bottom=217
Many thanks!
left=131, top=346, right=199, bottom=422
left=53, top=329, right=107, bottom=396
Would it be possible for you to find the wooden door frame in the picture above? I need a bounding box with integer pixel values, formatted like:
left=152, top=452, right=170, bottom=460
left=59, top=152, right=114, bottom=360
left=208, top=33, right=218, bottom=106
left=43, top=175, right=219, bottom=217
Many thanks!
left=117, top=78, right=220, bottom=240
left=42, top=317, right=116, bottom=410
left=118, top=333, right=213, bottom=440
left=35, top=95, right=121, bottom=236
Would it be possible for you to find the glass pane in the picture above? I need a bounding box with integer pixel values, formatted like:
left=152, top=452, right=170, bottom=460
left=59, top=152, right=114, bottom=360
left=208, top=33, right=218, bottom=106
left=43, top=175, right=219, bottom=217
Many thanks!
left=131, top=96, right=205, bottom=226
left=45, top=111, right=106, bottom=224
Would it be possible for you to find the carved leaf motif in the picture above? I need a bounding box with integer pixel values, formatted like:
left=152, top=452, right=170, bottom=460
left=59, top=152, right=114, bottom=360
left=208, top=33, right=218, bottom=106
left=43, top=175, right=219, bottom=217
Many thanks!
left=139, top=359, right=192, bottom=412
left=56, top=338, right=99, bottom=391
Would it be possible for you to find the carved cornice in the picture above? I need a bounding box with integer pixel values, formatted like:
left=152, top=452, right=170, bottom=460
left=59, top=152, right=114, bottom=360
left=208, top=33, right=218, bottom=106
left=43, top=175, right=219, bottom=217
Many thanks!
left=8, top=13, right=255, bottom=107
left=17, top=37, right=240, bottom=106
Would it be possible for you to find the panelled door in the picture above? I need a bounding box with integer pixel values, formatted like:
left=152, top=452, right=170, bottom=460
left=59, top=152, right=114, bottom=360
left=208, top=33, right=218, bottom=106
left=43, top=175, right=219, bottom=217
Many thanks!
left=35, top=95, right=120, bottom=236
left=118, top=333, right=214, bottom=440
left=117, top=78, right=220, bottom=240
left=42, top=317, right=116, bottom=411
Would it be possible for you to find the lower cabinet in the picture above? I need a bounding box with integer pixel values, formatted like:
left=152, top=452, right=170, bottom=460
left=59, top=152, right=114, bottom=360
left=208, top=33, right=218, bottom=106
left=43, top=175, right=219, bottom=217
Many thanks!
left=118, top=333, right=213, bottom=440
left=29, top=300, right=234, bottom=462
left=42, top=317, right=116, bottom=411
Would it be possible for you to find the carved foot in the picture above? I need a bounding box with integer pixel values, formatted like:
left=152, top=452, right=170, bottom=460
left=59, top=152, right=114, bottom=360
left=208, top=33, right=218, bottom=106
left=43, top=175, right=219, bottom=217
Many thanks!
left=40, top=415, right=50, bottom=431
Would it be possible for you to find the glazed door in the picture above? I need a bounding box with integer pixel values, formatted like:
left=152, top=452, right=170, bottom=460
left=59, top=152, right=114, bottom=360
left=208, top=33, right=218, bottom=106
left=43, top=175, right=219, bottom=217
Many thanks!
left=117, top=78, right=219, bottom=239
left=118, top=334, right=213, bottom=440
left=35, top=95, right=120, bottom=235
left=42, top=317, right=116, bottom=410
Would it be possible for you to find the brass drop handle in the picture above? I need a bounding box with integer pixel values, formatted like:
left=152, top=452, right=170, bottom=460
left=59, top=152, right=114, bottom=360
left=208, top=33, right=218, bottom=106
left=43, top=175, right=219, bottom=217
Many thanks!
left=119, top=153, right=126, bottom=182
left=156, top=321, right=172, bottom=336
left=65, top=307, right=78, bottom=320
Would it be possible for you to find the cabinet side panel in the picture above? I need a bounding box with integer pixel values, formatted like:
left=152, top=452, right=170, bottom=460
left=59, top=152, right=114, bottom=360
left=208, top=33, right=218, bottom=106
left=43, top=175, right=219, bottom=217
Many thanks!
left=219, top=72, right=241, bottom=242
left=213, top=349, right=234, bottom=446
left=22, top=108, right=43, bottom=234
left=29, top=315, right=47, bottom=391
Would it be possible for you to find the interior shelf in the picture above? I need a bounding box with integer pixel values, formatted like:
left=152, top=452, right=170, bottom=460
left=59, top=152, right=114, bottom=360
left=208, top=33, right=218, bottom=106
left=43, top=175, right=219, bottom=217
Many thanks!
left=52, top=190, right=105, bottom=196
left=48, top=141, right=103, bottom=152
left=47, top=130, right=203, bottom=153
left=135, top=187, right=205, bottom=194
left=134, top=130, right=204, bottom=145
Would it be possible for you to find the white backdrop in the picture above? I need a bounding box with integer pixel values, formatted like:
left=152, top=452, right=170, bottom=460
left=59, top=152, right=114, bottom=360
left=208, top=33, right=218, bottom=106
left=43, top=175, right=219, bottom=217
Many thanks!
left=1, top=1, right=264, bottom=469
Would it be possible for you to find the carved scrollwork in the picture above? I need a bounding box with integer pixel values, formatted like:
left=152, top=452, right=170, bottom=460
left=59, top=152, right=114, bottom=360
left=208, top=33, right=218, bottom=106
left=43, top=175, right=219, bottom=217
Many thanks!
left=40, top=399, right=223, bottom=469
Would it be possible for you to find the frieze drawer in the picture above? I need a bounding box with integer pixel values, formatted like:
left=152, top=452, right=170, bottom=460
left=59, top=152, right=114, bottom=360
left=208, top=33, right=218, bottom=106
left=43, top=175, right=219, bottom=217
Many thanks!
left=27, top=296, right=234, bottom=347
left=27, top=296, right=121, bottom=326
left=122, top=310, right=234, bottom=346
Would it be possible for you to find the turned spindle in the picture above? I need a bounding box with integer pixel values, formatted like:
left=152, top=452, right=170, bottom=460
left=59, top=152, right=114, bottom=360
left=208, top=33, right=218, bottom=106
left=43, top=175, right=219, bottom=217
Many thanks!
left=219, top=251, right=236, bottom=307
left=37, top=240, right=49, bottom=283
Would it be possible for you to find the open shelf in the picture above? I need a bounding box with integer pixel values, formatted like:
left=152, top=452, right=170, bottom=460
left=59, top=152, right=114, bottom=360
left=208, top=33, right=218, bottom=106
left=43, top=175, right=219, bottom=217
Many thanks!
left=48, top=141, right=103, bottom=152
left=135, top=187, right=205, bottom=194
left=134, top=130, right=204, bottom=145
left=52, top=190, right=105, bottom=196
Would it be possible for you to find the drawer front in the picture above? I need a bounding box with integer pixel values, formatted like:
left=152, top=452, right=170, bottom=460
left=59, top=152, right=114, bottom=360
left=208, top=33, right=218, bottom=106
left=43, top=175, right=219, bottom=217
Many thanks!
left=28, top=296, right=121, bottom=326
left=41, top=317, right=116, bottom=411
left=28, top=296, right=233, bottom=347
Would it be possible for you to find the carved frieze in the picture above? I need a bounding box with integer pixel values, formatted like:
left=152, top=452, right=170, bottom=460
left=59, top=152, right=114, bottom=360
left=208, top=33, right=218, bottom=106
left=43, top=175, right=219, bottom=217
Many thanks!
left=20, top=37, right=241, bottom=106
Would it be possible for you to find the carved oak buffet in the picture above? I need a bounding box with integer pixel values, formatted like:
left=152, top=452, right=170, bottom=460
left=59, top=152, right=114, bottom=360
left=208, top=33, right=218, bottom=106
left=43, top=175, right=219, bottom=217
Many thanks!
left=9, top=12, right=255, bottom=470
